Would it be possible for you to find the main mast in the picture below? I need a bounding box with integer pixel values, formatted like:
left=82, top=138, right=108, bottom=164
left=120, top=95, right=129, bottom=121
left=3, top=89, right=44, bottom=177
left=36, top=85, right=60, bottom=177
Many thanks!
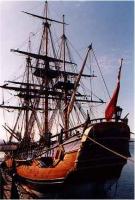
left=44, top=1, right=49, bottom=134
left=24, top=35, right=32, bottom=140
left=62, top=15, right=69, bottom=138
left=25, top=56, right=30, bottom=139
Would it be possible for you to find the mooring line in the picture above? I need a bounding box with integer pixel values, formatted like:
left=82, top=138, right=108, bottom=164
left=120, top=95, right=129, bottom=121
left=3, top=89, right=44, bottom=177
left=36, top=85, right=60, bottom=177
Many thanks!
left=84, top=134, right=134, bottom=163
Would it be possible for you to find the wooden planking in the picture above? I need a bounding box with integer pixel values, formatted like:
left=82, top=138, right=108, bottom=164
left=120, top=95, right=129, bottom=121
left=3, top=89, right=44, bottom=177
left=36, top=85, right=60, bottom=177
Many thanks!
left=17, top=151, right=77, bottom=181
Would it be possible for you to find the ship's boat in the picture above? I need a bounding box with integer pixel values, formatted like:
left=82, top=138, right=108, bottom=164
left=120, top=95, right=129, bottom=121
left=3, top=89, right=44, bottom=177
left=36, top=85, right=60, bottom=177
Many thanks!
left=0, top=1, right=131, bottom=189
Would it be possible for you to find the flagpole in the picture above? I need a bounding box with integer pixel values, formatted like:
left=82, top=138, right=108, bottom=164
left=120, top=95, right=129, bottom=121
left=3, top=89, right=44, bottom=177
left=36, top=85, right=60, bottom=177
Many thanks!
left=118, top=58, right=123, bottom=81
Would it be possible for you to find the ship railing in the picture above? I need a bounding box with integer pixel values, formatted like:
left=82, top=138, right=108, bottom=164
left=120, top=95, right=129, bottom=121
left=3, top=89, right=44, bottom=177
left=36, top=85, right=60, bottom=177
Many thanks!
left=34, top=117, right=127, bottom=159
left=88, top=117, right=128, bottom=124
left=50, top=117, right=127, bottom=141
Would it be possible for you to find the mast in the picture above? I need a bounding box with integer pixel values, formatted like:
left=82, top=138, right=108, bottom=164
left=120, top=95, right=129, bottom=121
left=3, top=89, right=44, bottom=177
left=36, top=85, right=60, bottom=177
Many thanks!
left=24, top=35, right=31, bottom=139
left=44, top=1, right=49, bottom=134
left=62, top=15, right=69, bottom=137
left=25, top=57, right=30, bottom=139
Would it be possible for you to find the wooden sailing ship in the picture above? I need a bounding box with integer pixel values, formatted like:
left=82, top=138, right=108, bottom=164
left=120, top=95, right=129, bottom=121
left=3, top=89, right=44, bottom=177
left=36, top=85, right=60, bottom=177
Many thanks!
left=0, top=1, right=130, bottom=189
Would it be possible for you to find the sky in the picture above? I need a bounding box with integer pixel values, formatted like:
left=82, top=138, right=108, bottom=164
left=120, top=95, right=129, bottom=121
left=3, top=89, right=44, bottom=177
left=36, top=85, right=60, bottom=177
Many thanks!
left=0, top=1, right=134, bottom=141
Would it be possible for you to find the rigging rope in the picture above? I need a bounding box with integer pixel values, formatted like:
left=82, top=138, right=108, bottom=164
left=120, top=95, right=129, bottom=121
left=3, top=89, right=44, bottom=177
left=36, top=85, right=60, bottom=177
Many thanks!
left=84, top=134, right=134, bottom=163
left=92, top=49, right=111, bottom=99
left=68, top=39, right=110, bottom=100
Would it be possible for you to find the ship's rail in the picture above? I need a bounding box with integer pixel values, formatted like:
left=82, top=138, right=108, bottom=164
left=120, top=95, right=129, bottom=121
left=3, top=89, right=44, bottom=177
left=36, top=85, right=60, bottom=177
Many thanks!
left=50, top=117, right=128, bottom=141
left=88, top=117, right=128, bottom=124
left=34, top=117, right=128, bottom=158
left=4, top=117, right=127, bottom=159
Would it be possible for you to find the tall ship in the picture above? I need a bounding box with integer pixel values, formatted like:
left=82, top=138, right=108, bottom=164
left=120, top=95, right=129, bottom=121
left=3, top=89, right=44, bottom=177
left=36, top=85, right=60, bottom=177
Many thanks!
left=0, top=1, right=131, bottom=190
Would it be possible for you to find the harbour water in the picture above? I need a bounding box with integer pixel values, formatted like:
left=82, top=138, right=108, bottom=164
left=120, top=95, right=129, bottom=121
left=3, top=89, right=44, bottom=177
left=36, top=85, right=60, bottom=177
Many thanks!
left=0, top=143, right=134, bottom=199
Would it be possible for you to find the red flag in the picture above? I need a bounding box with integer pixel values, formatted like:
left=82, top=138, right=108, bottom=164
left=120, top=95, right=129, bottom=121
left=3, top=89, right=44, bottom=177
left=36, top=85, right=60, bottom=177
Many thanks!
left=105, top=59, right=123, bottom=121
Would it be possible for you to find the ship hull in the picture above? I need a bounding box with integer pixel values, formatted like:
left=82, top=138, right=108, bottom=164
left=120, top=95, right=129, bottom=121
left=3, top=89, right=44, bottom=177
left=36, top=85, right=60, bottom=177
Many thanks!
left=15, top=159, right=125, bottom=192
left=74, top=121, right=130, bottom=181
left=5, top=121, right=130, bottom=189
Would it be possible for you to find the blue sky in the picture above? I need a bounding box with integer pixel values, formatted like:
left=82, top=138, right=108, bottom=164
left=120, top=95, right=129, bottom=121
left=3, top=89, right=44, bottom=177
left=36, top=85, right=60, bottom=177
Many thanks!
left=0, top=1, right=134, bottom=141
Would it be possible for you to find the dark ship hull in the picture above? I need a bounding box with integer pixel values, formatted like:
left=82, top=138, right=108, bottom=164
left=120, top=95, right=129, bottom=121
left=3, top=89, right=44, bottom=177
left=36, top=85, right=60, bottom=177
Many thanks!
left=14, top=121, right=130, bottom=190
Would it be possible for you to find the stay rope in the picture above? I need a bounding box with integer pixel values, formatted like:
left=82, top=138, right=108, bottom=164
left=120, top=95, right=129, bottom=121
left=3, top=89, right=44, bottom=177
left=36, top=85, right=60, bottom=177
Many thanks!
left=92, top=49, right=111, bottom=99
